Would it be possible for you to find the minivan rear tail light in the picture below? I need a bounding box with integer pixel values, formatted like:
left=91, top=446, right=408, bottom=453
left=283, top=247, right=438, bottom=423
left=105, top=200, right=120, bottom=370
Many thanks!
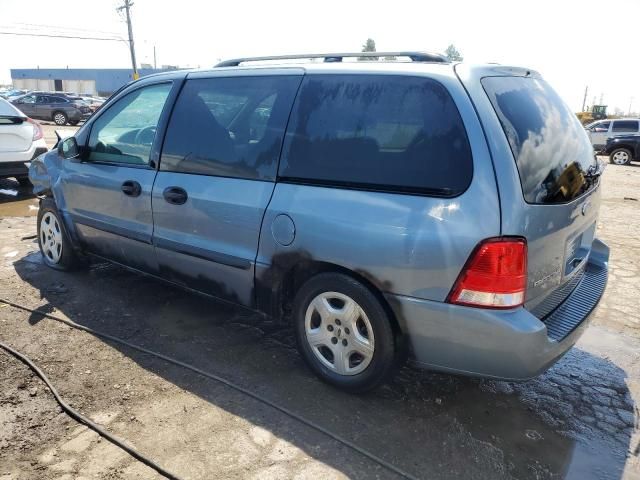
left=26, top=118, right=43, bottom=141
left=447, top=237, right=527, bottom=309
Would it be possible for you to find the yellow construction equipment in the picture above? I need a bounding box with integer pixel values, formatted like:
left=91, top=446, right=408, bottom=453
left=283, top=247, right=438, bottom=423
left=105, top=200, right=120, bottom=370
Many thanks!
left=576, top=105, right=608, bottom=124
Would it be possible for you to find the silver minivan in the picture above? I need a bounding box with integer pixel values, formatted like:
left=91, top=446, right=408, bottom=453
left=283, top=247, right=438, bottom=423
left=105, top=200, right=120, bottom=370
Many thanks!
left=30, top=52, right=609, bottom=392
left=586, top=118, right=640, bottom=150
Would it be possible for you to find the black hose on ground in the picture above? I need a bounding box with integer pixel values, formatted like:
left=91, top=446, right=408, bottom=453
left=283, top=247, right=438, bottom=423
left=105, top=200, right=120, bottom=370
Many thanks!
left=0, top=339, right=182, bottom=480
left=0, top=298, right=418, bottom=480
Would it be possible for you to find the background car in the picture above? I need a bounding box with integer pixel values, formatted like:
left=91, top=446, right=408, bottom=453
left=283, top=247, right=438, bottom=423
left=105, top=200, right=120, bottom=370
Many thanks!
left=11, top=92, right=92, bottom=125
left=603, top=134, right=640, bottom=165
left=0, top=97, right=47, bottom=185
left=80, top=96, right=106, bottom=112
left=585, top=118, right=640, bottom=151
left=1, top=89, right=31, bottom=101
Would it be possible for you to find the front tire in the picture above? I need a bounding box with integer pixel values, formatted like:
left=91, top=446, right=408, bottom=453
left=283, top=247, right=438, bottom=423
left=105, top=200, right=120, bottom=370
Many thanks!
left=610, top=148, right=632, bottom=165
left=52, top=111, right=68, bottom=126
left=37, top=198, right=82, bottom=270
left=293, top=272, right=398, bottom=392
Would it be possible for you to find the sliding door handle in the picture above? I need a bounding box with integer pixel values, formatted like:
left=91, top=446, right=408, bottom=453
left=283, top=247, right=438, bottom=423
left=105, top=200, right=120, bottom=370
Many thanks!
left=163, top=186, right=188, bottom=205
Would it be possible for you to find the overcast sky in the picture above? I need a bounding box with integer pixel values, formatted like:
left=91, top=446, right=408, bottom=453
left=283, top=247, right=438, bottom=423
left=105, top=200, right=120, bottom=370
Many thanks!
left=1, top=0, right=638, bottom=112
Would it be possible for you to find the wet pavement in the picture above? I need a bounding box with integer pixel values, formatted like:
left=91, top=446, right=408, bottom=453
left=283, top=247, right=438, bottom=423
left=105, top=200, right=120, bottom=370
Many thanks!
left=0, top=178, right=38, bottom=217
left=0, top=162, right=639, bottom=479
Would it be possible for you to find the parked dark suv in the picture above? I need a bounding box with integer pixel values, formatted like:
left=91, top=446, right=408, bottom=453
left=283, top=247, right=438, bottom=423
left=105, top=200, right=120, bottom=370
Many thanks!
left=12, top=93, right=92, bottom=126
left=603, top=134, right=640, bottom=165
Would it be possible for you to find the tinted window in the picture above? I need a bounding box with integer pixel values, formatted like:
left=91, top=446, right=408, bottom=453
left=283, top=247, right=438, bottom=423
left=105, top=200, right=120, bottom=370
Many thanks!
left=279, top=75, right=472, bottom=195
left=88, top=83, right=171, bottom=165
left=160, top=76, right=301, bottom=180
left=51, top=96, right=67, bottom=103
left=36, top=96, right=48, bottom=104
left=19, top=95, right=35, bottom=104
left=482, top=76, right=597, bottom=204
left=612, top=120, right=639, bottom=132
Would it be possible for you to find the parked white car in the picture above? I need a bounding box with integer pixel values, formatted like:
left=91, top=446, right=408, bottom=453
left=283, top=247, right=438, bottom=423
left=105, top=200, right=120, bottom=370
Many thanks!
left=0, top=98, right=47, bottom=185
left=585, top=118, right=640, bottom=151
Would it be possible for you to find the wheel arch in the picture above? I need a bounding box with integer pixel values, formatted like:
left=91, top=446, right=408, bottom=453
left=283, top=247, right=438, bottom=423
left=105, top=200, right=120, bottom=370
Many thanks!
left=264, top=254, right=403, bottom=338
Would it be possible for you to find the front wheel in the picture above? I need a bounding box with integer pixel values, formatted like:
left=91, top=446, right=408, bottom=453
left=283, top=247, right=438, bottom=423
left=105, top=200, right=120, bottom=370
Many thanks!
left=52, top=111, right=68, bottom=126
left=37, top=198, right=83, bottom=270
left=293, top=273, right=398, bottom=392
left=610, top=148, right=632, bottom=165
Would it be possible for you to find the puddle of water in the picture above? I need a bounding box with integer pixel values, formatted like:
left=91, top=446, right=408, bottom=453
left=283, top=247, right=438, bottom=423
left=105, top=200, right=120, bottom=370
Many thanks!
left=444, top=378, right=632, bottom=479
left=0, top=198, right=39, bottom=217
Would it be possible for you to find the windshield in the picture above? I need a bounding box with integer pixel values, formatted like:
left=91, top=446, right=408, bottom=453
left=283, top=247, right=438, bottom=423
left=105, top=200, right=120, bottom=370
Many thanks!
left=482, top=76, right=597, bottom=204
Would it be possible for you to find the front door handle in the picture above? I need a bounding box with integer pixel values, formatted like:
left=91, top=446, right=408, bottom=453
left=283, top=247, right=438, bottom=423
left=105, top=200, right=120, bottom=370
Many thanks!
left=121, top=180, right=141, bottom=197
left=163, top=186, right=188, bottom=205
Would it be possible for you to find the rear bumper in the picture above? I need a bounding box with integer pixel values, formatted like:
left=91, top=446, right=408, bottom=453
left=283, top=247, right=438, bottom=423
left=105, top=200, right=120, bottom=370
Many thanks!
left=387, top=238, right=609, bottom=380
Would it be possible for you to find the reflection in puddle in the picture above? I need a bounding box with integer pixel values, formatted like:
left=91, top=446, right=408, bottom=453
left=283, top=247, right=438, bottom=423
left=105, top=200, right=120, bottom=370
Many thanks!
left=0, top=178, right=38, bottom=217
left=0, top=198, right=39, bottom=217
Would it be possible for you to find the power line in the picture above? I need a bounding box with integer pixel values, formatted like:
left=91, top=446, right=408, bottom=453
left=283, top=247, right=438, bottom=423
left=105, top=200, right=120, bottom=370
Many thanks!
left=8, top=22, right=122, bottom=36
left=0, top=31, right=125, bottom=42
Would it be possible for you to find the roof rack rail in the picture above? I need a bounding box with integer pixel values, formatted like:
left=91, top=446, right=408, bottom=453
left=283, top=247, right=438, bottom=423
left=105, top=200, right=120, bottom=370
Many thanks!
left=215, top=51, right=448, bottom=67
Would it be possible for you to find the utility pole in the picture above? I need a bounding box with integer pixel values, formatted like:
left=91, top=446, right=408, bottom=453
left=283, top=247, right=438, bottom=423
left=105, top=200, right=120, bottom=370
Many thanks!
left=582, top=85, right=588, bottom=112
left=629, top=97, right=634, bottom=117
left=117, top=0, right=138, bottom=80
left=153, top=45, right=157, bottom=70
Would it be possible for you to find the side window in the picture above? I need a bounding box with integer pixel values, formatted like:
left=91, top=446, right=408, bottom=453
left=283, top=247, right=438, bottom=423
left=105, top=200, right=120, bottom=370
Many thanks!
left=20, top=95, right=36, bottom=104
left=593, top=121, right=610, bottom=132
left=280, top=75, right=473, bottom=195
left=88, top=83, right=172, bottom=165
left=612, top=120, right=639, bottom=133
left=160, top=75, right=301, bottom=180
left=36, top=96, right=48, bottom=104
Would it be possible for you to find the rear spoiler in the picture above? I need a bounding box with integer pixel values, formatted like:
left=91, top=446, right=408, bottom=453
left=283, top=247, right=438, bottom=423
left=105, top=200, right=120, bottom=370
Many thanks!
left=0, top=115, right=26, bottom=125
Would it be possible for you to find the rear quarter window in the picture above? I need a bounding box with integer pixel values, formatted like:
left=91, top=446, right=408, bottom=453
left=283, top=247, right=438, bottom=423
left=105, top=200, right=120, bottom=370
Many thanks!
left=279, top=75, right=472, bottom=196
left=482, top=76, right=597, bottom=204
left=612, top=120, right=639, bottom=133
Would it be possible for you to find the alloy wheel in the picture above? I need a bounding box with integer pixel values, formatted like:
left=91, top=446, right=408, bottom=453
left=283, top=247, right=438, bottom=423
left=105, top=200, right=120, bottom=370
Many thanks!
left=40, top=212, right=63, bottom=264
left=612, top=151, right=630, bottom=165
left=304, top=291, right=375, bottom=376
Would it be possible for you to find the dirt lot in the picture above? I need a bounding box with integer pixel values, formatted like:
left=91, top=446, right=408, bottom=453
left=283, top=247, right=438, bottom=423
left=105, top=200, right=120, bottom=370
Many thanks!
left=0, top=132, right=639, bottom=479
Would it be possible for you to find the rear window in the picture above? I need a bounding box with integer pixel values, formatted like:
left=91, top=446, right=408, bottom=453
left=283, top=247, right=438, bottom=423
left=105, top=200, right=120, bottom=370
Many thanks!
left=482, top=76, right=597, bottom=204
left=279, top=75, right=472, bottom=196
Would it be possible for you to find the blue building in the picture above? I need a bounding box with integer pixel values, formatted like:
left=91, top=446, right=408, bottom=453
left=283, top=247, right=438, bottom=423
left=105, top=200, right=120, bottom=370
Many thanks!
left=10, top=67, right=176, bottom=96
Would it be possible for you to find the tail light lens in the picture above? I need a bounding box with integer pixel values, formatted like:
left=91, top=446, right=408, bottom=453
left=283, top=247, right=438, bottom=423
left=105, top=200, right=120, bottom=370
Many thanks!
left=26, top=118, right=43, bottom=141
left=447, top=237, right=527, bottom=309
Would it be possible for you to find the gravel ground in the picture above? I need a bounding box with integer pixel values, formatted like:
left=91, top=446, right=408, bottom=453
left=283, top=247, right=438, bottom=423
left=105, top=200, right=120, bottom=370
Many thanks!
left=0, top=155, right=639, bottom=479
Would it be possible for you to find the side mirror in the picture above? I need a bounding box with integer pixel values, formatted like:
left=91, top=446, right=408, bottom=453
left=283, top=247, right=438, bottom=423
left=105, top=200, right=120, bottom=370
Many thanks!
left=58, top=136, right=80, bottom=159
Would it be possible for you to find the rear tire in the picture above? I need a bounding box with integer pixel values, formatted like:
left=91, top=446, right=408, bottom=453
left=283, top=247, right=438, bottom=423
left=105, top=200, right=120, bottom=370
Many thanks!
left=37, top=198, right=83, bottom=271
left=52, top=111, right=68, bottom=126
left=610, top=148, right=632, bottom=165
left=292, top=272, right=398, bottom=393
